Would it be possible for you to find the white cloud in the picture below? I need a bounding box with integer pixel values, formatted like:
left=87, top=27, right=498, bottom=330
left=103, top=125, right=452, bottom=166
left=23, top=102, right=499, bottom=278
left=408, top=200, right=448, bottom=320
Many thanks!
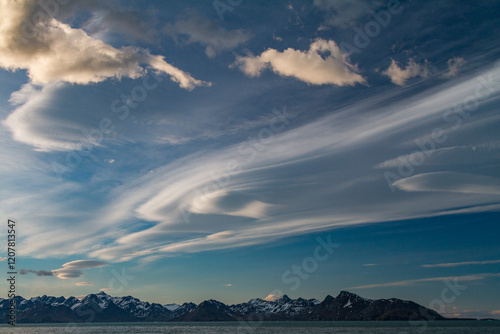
left=233, top=39, right=366, bottom=86
left=0, top=0, right=208, bottom=88
left=164, top=13, right=252, bottom=58
left=349, top=273, right=500, bottom=289
left=393, top=172, right=500, bottom=195
left=52, top=260, right=108, bottom=279
left=6, top=62, right=500, bottom=263
left=86, top=65, right=500, bottom=262
left=422, top=259, right=500, bottom=268
left=382, top=58, right=430, bottom=86
left=61, top=260, right=108, bottom=269
left=206, top=231, right=236, bottom=240
left=75, top=282, right=95, bottom=286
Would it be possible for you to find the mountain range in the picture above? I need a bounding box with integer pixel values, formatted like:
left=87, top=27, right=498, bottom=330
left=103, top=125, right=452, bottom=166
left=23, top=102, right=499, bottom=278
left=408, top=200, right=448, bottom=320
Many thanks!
left=0, top=290, right=447, bottom=323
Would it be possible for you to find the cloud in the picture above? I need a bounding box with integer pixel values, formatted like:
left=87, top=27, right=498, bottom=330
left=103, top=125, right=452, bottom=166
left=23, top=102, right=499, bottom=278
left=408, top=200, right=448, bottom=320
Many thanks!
left=19, top=269, right=54, bottom=276
left=7, top=61, right=500, bottom=262
left=61, top=260, right=108, bottom=269
left=349, top=273, right=500, bottom=289
left=264, top=293, right=283, bottom=302
left=422, top=259, right=500, bottom=268
left=2, top=83, right=79, bottom=152
left=224, top=283, right=232, bottom=287
left=491, top=310, right=500, bottom=315
left=164, top=13, right=252, bottom=58
left=314, top=0, right=375, bottom=28
left=393, top=172, right=500, bottom=195
left=85, top=65, right=500, bottom=262
left=206, top=231, right=236, bottom=240
left=75, top=282, right=95, bottom=286
left=187, top=190, right=272, bottom=219
left=233, top=39, right=366, bottom=86
left=70, top=1, right=158, bottom=43
left=362, top=263, right=378, bottom=267
left=382, top=59, right=430, bottom=86
left=52, top=260, right=108, bottom=279
left=0, top=257, right=6, bottom=261
left=0, top=0, right=208, bottom=88
left=444, top=57, right=466, bottom=78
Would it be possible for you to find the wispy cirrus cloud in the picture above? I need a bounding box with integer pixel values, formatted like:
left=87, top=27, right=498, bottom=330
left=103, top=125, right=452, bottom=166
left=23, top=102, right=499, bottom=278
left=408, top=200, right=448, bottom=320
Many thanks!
left=84, top=65, right=500, bottom=263
left=164, top=12, right=252, bottom=58
left=313, top=0, right=376, bottom=28
left=423, top=259, right=500, bottom=268
left=349, top=273, right=500, bottom=289
left=75, top=282, right=95, bottom=286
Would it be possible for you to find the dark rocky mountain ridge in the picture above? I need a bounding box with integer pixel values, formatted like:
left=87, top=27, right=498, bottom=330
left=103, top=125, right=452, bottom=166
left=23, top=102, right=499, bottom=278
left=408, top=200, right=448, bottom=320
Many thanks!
left=0, top=290, right=449, bottom=323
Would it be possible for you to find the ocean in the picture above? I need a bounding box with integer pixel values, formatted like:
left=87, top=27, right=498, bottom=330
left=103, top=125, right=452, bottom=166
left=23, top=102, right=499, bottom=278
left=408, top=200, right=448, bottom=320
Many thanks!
left=0, top=321, right=498, bottom=333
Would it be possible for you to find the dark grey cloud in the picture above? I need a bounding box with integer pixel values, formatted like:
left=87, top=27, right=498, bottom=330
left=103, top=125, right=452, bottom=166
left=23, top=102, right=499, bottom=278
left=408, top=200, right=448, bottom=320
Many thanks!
left=19, top=269, right=54, bottom=276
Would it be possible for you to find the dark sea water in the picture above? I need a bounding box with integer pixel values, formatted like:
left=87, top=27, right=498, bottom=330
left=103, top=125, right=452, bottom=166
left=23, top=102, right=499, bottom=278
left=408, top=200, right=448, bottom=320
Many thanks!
left=0, top=321, right=499, bottom=333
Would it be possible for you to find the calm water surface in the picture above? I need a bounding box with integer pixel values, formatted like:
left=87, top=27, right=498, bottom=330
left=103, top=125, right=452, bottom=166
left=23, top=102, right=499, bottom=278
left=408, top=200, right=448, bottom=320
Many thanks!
left=0, top=321, right=498, bottom=333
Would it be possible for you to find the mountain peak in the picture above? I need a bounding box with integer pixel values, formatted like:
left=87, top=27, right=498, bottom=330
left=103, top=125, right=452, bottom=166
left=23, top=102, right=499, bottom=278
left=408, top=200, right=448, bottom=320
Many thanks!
left=280, top=294, right=291, bottom=302
left=336, top=291, right=360, bottom=299
left=0, top=291, right=445, bottom=322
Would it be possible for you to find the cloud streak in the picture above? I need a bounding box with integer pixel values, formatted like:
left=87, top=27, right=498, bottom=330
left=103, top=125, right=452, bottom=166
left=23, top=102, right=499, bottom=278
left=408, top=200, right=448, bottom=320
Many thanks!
left=422, top=259, right=500, bottom=268
left=19, top=269, right=54, bottom=276
left=52, top=260, right=108, bottom=279
left=349, top=273, right=500, bottom=289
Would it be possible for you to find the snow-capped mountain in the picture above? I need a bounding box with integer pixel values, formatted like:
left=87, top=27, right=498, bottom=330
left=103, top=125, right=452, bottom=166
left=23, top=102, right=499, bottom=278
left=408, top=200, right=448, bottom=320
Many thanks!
left=0, top=290, right=445, bottom=323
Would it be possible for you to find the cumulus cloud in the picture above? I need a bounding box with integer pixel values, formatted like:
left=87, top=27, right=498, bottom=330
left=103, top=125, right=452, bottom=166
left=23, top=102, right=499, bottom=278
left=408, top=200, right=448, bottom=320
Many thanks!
left=444, top=57, right=466, bottom=78
left=52, top=260, right=108, bottom=279
left=164, top=13, right=252, bottom=58
left=0, top=0, right=208, bottom=88
left=233, top=39, right=366, bottom=86
left=382, top=58, right=430, bottom=86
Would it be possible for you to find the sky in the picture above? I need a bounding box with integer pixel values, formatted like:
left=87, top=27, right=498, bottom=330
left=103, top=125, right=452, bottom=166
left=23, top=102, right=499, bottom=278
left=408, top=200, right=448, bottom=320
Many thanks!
left=0, top=0, right=499, bottom=320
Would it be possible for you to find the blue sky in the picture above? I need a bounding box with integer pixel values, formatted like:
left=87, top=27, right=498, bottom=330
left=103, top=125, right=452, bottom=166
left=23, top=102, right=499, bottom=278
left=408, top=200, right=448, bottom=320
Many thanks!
left=0, top=0, right=499, bottom=319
